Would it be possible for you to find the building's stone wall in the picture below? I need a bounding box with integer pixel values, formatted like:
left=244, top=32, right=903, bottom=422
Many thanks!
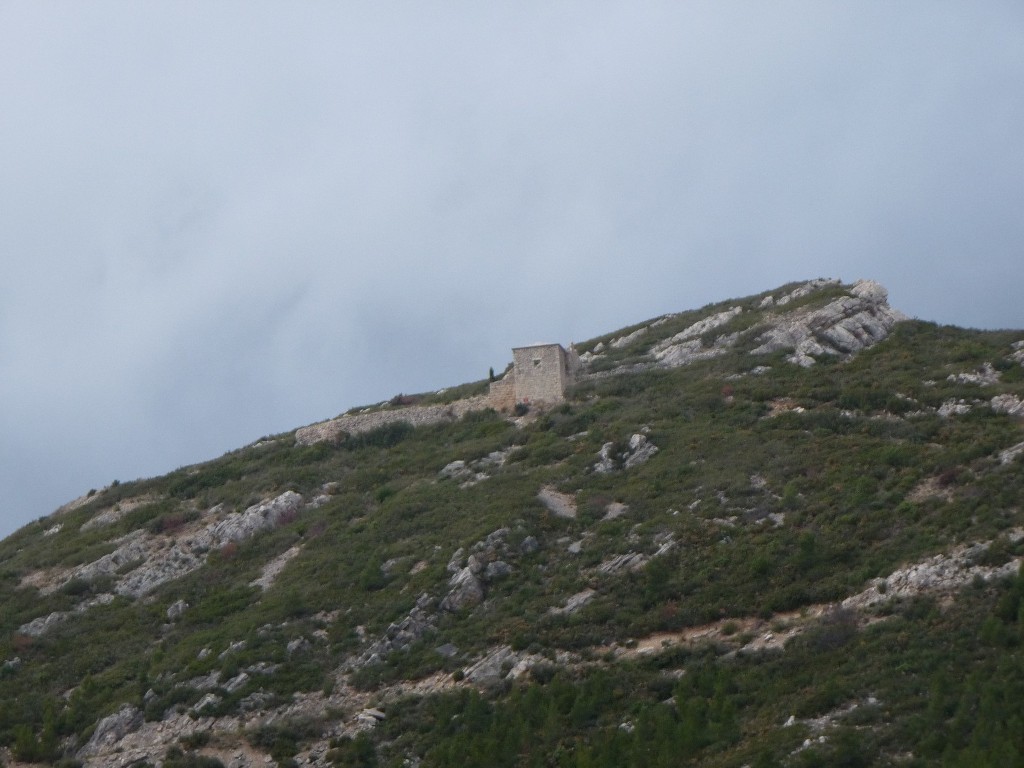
left=486, top=343, right=580, bottom=411
left=512, top=344, right=569, bottom=404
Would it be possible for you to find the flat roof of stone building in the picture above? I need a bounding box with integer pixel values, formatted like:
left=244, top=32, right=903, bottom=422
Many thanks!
left=512, top=342, right=563, bottom=351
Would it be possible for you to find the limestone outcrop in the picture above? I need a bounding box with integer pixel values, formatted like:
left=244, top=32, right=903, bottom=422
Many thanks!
left=991, top=393, right=1024, bottom=418
left=842, top=530, right=1024, bottom=611
left=593, top=434, right=659, bottom=473
left=18, top=492, right=307, bottom=637
left=581, top=279, right=907, bottom=374
left=749, top=279, right=906, bottom=367
left=78, top=705, right=144, bottom=758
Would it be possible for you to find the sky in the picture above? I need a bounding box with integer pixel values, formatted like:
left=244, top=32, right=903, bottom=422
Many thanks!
left=1, top=2, right=1022, bottom=538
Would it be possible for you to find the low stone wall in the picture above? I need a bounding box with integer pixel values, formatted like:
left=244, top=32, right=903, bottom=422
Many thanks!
left=295, top=395, right=493, bottom=445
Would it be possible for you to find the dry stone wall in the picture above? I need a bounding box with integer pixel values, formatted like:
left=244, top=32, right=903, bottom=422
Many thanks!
left=295, top=396, right=491, bottom=446
left=487, top=375, right=515, bottom=412
left=297, top=345, right=582, bottom=446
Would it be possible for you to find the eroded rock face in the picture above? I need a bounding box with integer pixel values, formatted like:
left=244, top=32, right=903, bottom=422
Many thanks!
left=462, top=646, right=519, bottom=686
left=606, top=327, right=647, bottom=350
left=108, top=492, right=304, bottom=599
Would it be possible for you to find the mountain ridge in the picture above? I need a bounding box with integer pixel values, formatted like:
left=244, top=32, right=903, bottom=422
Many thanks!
left=2, top=277, right=1024, bottom=767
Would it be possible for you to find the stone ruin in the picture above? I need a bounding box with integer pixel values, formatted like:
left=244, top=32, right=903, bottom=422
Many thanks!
left=488, top=343, right=580, bottom=411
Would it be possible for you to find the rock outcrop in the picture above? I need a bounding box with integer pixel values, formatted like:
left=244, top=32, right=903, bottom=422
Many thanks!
left=439, top=568, right=485, bottom=612
left=992, top=394, right=1024, bottom=418
left=438, top=448, right=516, bottom=487
left=18, top=492, right=307, bottom=637
left=581, top=278, right=906, bottom=374
left=593, top=434, right=659, bottom=473
left=842, top=530, right=1024, bottom=611
left=354, top=594, right=438, bottom=666
left=749, top=279, right=906, bottom=367
left=439, top=528, right=520, bottom=612
left=78, top=705, right=144, bottom=758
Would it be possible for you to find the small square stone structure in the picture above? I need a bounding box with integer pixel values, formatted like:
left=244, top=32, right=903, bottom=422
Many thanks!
left=488, top=343, right=579, bottom=410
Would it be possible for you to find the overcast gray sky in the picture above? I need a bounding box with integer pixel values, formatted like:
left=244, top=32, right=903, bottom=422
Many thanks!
left=1, top=2, right=1022, bottom=538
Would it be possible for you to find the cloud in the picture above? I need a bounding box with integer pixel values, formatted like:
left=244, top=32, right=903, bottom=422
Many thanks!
left=1, top=2, right=1022, bottom=535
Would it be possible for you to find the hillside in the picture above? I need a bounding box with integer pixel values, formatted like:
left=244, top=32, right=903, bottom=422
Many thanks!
left=2, top=278, right=1024, bottom=767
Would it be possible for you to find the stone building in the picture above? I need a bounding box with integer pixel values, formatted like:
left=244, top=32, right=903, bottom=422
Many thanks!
left=488, top=343, right=579, bottom=410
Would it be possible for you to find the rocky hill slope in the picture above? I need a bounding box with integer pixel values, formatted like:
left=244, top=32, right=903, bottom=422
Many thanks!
left=2, top=278, right=1024, bottom=767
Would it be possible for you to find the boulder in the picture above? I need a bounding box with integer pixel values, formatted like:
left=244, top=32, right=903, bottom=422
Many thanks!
left=991, top=394, right=1024, bottom=418
left=537, top=486, right=577, bottom=518
left=166, top=599, right=189, bottom=622
left=593, top=442, right=618, bottom=473
left=623, top=434, right=658, bottom=469
left=440, top=568, right=484, bottom=612
left=485, top=561, right=513, bottom=580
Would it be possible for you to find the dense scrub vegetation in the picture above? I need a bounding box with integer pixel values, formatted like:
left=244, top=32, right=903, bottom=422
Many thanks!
left=0, top=283, right=1023, bottom=765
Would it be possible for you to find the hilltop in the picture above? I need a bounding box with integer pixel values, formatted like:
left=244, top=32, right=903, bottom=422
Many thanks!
left=1, top=278, right=1023, bottom=767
